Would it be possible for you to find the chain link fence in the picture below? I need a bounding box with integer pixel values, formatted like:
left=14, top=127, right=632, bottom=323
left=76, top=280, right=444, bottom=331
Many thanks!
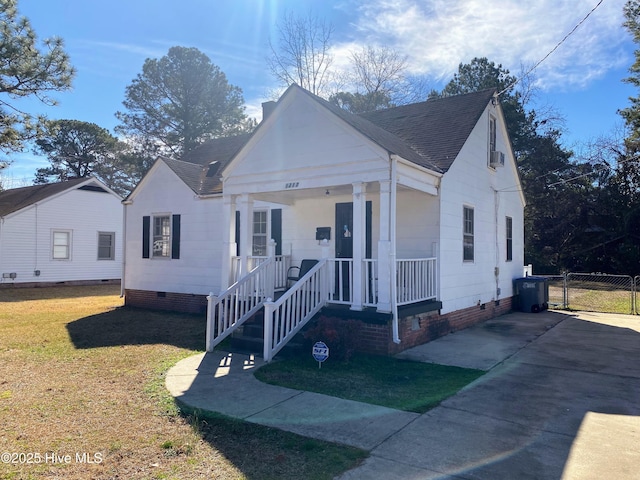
left=538, top=272, right=636, bottom=314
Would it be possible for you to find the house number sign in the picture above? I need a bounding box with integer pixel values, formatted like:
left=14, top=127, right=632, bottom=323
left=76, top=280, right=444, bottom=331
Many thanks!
left=284, top=182, right=299, bottom=189
left=312, top=341, right=329, bottom=368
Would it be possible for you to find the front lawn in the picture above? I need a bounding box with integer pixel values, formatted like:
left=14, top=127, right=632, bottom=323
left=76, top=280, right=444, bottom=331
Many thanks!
left=0, top=285, right=365, bottom=480
left=255, top=353, right=485, bottom=413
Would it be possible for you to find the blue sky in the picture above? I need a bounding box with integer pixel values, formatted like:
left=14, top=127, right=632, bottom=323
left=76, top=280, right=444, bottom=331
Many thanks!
left=2, top=0, right=636, bottom=185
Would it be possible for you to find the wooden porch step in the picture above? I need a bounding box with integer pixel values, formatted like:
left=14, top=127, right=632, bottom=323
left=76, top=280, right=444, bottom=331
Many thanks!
left=227, top=334, right=305, bottom=358
left=227, top=308, right=306, bottom=358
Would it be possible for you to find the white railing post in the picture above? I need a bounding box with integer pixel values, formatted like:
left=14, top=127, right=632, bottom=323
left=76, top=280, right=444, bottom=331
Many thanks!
left=263, top=298, right=275, bottom=362
left=393, top=258, right=438, bottom=306
left=351, top=182, right=365, bottom=310
left=206, top=258, right=275, bottom=351
left=206, top=292, right=216, bottom=351
left=262, top=260, right=329, bottom=362
left=266, top=259, right=275, bottom=300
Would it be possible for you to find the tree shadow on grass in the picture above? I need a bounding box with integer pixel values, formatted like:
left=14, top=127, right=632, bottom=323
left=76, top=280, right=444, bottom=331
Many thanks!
left=66, top=306, right=205, bottom=350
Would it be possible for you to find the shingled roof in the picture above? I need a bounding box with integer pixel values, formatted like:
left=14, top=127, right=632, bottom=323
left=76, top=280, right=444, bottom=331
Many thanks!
left=360, top=89, right=496, bottom=172
left=161, top=87, right=496, bottom=194
left=161, top=133, right=251, bottom=195
left=0, top=177, right=97, bottom=217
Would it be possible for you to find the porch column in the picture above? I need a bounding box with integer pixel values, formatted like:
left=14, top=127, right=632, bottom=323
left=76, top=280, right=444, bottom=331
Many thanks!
left=220, top=194, right=236, bottom=292
left=351, top=182, right=366, bottom=310
left=377, top=180, right=392, bottom=312
left=238, top=193, right=253, bottom=277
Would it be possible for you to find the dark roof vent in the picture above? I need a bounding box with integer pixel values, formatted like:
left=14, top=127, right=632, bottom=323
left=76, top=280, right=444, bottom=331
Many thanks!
left=78, top=184, right=107, bottom=193
left=205, top=161, right=220, bottom=177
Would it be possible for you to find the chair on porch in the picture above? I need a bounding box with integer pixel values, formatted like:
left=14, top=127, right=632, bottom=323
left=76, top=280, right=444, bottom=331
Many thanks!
left=287, top=259, right=319, bottom=288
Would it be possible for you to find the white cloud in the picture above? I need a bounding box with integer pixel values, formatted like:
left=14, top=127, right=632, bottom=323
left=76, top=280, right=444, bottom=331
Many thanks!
left=337, top=0, right=631, bottom=90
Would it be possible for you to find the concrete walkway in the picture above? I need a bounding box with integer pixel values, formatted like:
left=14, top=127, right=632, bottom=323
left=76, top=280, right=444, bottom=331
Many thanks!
left=166, top=310, right=640, bottom=479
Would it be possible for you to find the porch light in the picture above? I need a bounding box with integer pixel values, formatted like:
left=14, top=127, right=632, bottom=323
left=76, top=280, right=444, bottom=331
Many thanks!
left=325, top=189, right=330, bottom=196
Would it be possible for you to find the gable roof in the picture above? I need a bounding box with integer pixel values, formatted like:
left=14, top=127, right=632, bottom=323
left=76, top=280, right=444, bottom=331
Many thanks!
left=157, top=87, right=496, bottom=194
left=360, top=89, right=496, bottom=172
left=162, top=133, right=251, bottom=196
left=295, top=87, right=444, bottom=172
left=0, top=177, right=111, bottom=217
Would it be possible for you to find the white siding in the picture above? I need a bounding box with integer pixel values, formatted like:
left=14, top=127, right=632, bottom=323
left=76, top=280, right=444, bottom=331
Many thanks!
left=281, top=194, right=381, bottom=266
left=438, top=103, right=525, bottom=314
left=396, top=189, right=439, bottom=258
left=125, top=162, right=223, bottom=295
left=224, top=89, right=391, bottom=195
left=0, top=186, right=122, bottom=284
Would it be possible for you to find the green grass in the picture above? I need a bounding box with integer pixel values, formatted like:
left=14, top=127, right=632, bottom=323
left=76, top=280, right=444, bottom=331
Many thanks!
left=567, top=287, right=633, bottom=314
left=181, top=408, right=367, bottom=480
left=0, top=285, right=368, bottom=480
left=255, top=353, right=484, bottom=413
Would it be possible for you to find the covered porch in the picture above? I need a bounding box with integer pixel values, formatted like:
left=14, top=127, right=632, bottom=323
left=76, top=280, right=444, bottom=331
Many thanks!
left=207, top=157, right=442, bottom=360
left=220, top=154, right=441, bottom=309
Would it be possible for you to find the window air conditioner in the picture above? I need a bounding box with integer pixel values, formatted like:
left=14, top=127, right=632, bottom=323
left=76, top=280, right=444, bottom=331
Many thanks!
left=490, top=150, right=505, bottom=167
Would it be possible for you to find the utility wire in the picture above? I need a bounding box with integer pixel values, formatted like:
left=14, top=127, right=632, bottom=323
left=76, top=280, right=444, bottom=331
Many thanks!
left=498, top=152, right=634, bottom=193
left=497, top=0, right=606, bottom=97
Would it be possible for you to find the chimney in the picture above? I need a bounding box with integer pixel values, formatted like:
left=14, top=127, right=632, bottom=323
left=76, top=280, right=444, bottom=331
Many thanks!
left=262, top=101, right=277, bottom=121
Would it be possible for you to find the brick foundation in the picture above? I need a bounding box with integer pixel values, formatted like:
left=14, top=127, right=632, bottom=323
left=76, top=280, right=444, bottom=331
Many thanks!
left=124, top=289, right=208, bottom=314
left=353, top=297, right=514, bottom=356
left=0, top=279, right=120, bottom=289
left=123, top=288, right=514, bottom=355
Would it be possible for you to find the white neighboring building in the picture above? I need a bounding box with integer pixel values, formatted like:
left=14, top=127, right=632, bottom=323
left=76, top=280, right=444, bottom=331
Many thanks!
left=0, top=177, right=123, bottom=286
left=123, top=86, right=525, bottom=356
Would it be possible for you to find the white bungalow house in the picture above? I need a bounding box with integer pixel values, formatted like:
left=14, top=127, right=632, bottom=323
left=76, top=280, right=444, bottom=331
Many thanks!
left=123, top=85, right=525, bottom=359
left=0, top=177, right=123, bottom=286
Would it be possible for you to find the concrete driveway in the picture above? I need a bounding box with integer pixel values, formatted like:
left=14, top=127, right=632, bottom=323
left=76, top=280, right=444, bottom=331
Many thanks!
left=339, top=310, right=640, bottom=479
left=167, top=310, right=640, bottom=479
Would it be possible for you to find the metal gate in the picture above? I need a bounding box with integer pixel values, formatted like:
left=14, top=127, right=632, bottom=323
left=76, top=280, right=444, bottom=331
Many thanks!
left=540, top=273, right=635, bottom=314
left=566, top=273, right=633, bottom=314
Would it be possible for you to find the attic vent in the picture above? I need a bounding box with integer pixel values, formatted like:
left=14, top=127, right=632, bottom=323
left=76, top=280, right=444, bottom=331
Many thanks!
left=206, top=161, right=220, bottom=177
left=490, top=150, right=505, bottom=168
left=78, top=185, right=108, bottom=193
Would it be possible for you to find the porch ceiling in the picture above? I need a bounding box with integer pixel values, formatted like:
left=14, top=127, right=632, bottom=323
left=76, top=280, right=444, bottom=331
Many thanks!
left=251, top=182, right=430, bottom=205
left=252, top=183, right=380, bottom=205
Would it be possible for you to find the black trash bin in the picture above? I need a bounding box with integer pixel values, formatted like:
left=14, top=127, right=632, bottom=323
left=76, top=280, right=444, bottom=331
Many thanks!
left=513, top=277, right=549, bottom=313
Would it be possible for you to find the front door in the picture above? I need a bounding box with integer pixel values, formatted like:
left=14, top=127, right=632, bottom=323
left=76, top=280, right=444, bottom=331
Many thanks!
left=335, top=202, right=372, bottom=301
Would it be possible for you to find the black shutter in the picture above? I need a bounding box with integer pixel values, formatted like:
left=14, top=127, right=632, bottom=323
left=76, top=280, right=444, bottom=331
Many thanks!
left=142, top=216, right=150, bottom=258
left=271, top=208, right=282, bottom=255
left=171, top=214, right=181, bottom=259
left=366, top=201, right=372, bottom=259
left=235, top=210, right=240, bottom=256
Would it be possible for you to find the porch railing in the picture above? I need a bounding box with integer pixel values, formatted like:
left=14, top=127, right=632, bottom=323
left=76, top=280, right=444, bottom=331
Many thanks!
left=231, top=255, right=291, bottom=290
left=263, top=259, right=329, bottom=362
left=396, top=257, right=437, bottom=305
left=328, top=259, right=353, bottom=305
left=364, top=259, right=378, bottom=307
left=206, top=258, right=275, bottom=352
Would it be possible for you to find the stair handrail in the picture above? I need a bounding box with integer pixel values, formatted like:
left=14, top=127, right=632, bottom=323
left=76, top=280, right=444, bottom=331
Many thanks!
left=263, top=258, right=329, bottom=362
left=206, top=257, right=275, bottom=351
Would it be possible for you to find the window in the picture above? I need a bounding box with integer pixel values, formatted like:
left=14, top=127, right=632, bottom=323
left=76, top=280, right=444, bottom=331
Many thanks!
left=506, top=217, right=513, bottom=262
left=252, top=211, right=267, bottom=256
left=143, top=215, right=180, bottom=259
left=153, top=215, right=171, bottom=257
left=52, top=230, right=71, bottom=260
left=489, top=116, right=497, bottom=153
left=463, top=206, right=474, bottom=262
left=98, top=232, right=115, bottom=260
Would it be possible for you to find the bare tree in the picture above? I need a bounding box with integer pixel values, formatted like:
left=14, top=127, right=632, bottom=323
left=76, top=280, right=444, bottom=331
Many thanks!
left=267, top=11, right=334, bottom=97
left=351, top=46, right=406, bottom=97
left=329, top=46, right=430, bottom=112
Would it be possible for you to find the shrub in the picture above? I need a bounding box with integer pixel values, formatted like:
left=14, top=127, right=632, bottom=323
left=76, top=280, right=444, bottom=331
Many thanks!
left=303, top=316, right=362, bottom=362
